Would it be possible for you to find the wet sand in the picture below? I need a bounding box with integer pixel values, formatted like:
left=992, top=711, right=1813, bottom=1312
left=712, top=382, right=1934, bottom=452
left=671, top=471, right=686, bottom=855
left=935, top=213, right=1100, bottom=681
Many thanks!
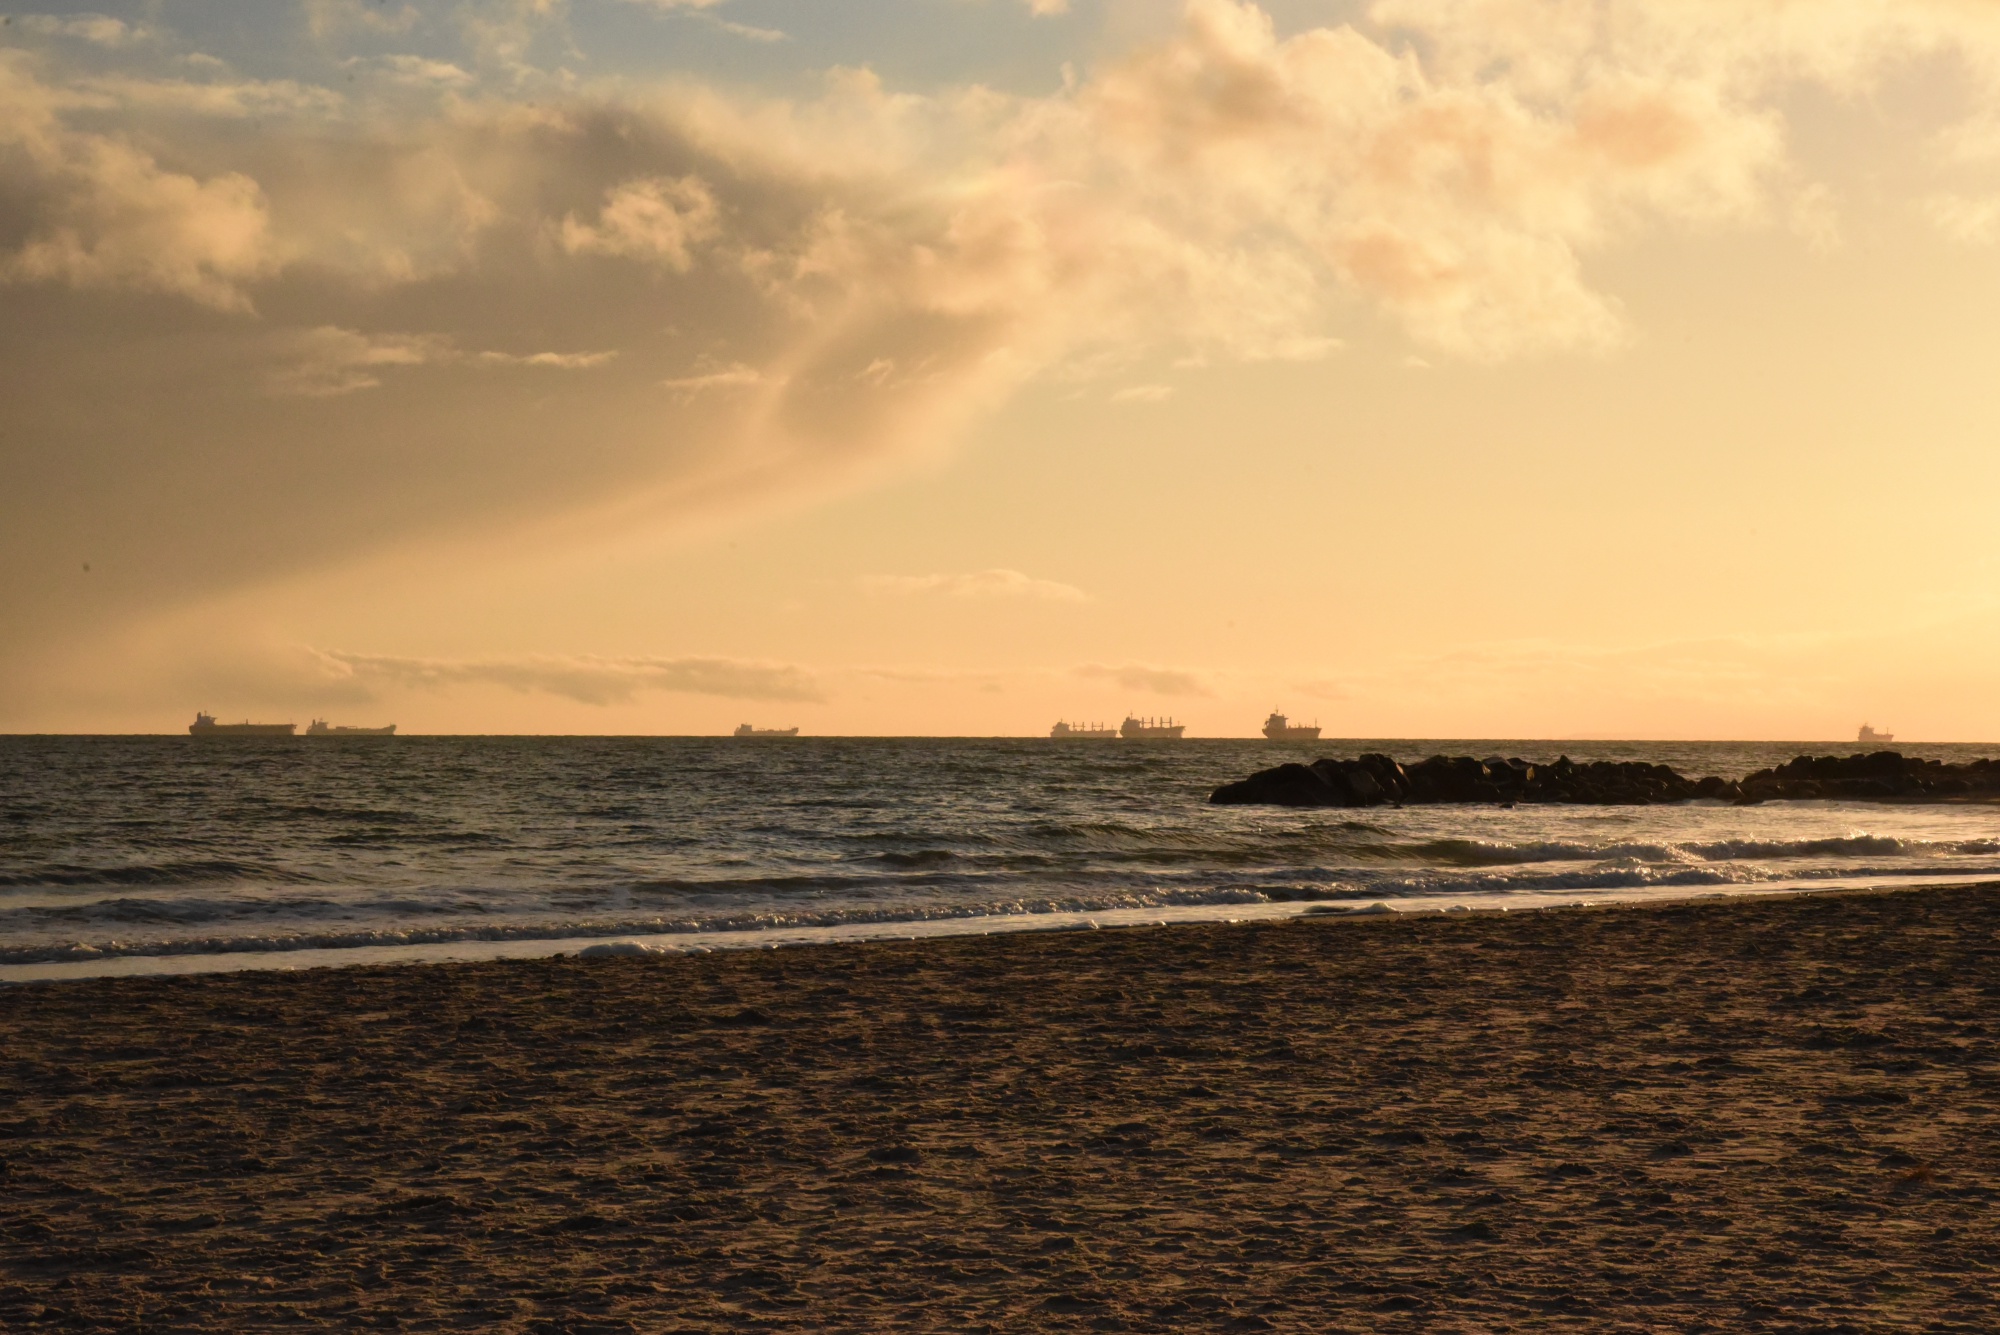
left=4, top=886, right=1998, bottom=1332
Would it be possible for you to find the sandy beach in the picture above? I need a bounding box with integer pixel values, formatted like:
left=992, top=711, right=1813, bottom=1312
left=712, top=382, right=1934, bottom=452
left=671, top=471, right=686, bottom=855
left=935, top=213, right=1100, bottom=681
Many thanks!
left=4, top=885, right=1998, bottom=1332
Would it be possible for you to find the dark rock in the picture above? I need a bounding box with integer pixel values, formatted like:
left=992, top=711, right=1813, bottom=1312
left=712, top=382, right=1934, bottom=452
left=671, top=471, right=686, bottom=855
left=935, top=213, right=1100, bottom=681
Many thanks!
left=1210, top=750, right=2000, bottom=808
left=1210, top=762, right=1350, bottom=807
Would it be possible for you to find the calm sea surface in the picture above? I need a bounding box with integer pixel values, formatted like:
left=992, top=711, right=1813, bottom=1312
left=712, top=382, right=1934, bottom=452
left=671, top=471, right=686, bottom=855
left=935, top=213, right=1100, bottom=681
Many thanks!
left=4, top=736, right=1999, bottom=979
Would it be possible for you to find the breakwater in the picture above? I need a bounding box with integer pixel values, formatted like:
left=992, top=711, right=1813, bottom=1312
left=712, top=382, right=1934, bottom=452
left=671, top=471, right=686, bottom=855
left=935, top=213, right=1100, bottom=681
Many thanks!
left=1210, top=750, right=2000, bottom=807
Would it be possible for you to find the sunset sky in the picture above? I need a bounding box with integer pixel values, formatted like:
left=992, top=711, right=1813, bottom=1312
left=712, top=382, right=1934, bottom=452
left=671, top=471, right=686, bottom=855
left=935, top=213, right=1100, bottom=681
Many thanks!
left=6, top=0, right=2000, bottom=737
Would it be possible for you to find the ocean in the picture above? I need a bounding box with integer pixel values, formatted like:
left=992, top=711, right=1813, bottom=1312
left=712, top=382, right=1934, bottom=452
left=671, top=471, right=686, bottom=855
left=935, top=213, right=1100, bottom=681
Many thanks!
left=4, top=735, right=1998, bottom=981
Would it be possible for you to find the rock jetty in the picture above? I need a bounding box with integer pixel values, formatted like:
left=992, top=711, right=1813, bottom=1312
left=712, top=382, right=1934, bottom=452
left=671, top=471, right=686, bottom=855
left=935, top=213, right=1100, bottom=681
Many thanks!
left=1209, top=750, right=2000, bottom=808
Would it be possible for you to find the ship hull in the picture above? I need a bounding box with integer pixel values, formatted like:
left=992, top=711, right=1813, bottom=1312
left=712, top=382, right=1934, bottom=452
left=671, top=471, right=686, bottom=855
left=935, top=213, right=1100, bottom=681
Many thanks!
left=1121, top=727, right=1186, bottom=740
left=308, top=725, right=396, bottom=736
left=733, top=728, right=800, bottom=737
left=189, top=723, right=296, bottom=738
left=1263, top=727, right=1321, bottom=741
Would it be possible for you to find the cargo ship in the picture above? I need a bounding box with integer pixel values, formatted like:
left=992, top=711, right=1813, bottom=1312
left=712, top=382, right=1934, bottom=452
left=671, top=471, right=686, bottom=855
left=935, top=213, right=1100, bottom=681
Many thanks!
left=1261, top=711, right=1321, bottom=742
left=1858, top=723, right=1894, bottom=745
left=188, top=712, right=295, bottom=738
left=733, top=724, right=800, bottom=737
left=306, top=720, right=397, bottom=736
left=1120, top=715, right=1185, bottom=740
left=1050, top=721, right=1118, bottom=739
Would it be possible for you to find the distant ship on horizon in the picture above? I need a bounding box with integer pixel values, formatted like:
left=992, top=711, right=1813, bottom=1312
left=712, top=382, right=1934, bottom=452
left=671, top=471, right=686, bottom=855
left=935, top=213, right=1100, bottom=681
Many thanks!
left=1050, top=721, right=1118, bottom=739
left=1120, top=715, right=1185, bottom=740
left=1261, top=711, right=1320, bottom=742
left=734, top=724, right=799, bottom=737
left=188, top=712, right=295, bottom=738
left=1858, top=723, right=1894, bottom=745
left=307, top=719, right=396, bottom=736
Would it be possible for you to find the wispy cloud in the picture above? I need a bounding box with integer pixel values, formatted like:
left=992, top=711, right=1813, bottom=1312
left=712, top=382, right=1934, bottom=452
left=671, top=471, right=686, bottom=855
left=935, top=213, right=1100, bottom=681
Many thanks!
left=861, top=570, right=1089, bottom=602
left=709, top=18, right=786, bottom=43
left=304, top=0, right=419, bottom=39
left=372, top=55, right=475, bottom=88
left=14, top=14, right=153, bottom=47
left=319, top=652, right=824, bottom=705
left=660, top=361, right=767, bottom=397
left=1925, top=193, right=2000, bottom=244
left=268, top=327, right=616, bottom=396
left=618, top=0, right=785, bottom=41
left=1074, top=663, right=1212, bottom=696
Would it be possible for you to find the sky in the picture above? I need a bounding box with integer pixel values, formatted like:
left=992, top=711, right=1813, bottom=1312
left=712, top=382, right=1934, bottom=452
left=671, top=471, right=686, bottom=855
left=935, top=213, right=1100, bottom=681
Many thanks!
left=4, top=0, right=2000, bottom=739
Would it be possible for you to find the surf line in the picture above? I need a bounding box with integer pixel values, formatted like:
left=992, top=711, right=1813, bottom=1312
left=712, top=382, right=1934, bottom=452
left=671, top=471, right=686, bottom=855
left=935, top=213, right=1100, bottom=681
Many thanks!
left=5, top=872, right=1997, bottom=984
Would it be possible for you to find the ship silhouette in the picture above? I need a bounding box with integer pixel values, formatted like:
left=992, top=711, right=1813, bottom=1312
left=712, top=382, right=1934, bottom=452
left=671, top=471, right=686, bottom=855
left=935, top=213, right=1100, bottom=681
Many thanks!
left=733, top=724, right=799, bottom=737
left=188, top=712, right=295, bottom=738
left=1858, top=723, right=1894, bottom=745
left=307, top=719, right=396, bottom=736
left=1120, top=715, right=1185, bottom=740
left=1050, top=721, right=1118, bottom=739
left=1261, top=711, right=1320, bottom=742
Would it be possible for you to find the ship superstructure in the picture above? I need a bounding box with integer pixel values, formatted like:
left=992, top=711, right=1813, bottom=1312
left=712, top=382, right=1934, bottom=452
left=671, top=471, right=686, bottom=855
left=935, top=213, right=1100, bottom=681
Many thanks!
left=188, top=712, right=295, bottom=738
left=1050, top=721, right=1118, bottom=739
left=1120, top=715, right=1185, bottom=740
left=1261, top=711, right=1321, bottom=742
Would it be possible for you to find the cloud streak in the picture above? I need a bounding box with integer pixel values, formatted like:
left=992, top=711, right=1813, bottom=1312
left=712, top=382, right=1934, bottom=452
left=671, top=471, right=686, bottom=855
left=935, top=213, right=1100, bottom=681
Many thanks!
left=861, top=569, right=1089, bottom=601
left=265, top=327, right=617, bottom=396
left=319, top=652, right=825, bottom=705
left=1074, top=663, right=1213, bottom=697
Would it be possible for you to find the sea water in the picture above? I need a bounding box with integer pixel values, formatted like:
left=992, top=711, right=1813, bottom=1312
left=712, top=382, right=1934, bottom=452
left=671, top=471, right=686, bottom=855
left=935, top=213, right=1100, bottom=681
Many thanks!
left=3, top=735, right=1997, bottom=980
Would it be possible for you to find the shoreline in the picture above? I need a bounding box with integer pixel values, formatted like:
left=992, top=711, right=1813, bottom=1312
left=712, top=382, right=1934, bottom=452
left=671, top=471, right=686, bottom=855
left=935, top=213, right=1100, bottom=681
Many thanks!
left=6, top=870, right=2000, bottom=984
left=4, top=882, right=1997, bottom=1330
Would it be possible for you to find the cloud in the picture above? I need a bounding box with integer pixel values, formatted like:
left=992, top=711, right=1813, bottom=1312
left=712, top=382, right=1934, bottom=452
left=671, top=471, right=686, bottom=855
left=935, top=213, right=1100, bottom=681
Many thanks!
left=304, top=0, right=420, bottom=39
left=477, top=349, right=620, bottom=369
left=374, top=56, right=477, bottom=88
left=0, top=56, right=280, bottom=308
left=265, top=326, right=615, bottom=396
left=708, top=19, right=787, bottom=43
left=617, top=1, right=786, bottom=42
left=1925, top=193, right=2000, bottom=243
left=848, top=665, right=1007, bottom=687
left=76, top=75, right=344, bottom=119
left=1110, top=383, right=1173, bottom=403
left=13, top=0, right=2000, bottom=701
left=862, top=569, right=1089, bottom=601
left=660, top=361, right=767, bottom=396
left=558, top=175, right=720, bottom=270
left=1074, top=663, right=1213, bottom=696
left=14, top=15, right=151, bottom=47
left=319, top=652, right=824, bottom=705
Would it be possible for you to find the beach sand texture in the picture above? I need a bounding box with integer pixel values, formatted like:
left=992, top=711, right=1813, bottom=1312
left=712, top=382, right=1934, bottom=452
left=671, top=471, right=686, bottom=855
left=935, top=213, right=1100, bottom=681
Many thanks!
left=3, top=886, right=1998, bottom=1331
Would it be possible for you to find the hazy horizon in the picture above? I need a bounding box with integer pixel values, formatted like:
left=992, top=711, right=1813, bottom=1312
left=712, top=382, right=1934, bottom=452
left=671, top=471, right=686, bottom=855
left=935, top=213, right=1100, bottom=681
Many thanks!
left=13, top=730, right=1997, bottom=745
left=7, top=0, right=2000, bottom=738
